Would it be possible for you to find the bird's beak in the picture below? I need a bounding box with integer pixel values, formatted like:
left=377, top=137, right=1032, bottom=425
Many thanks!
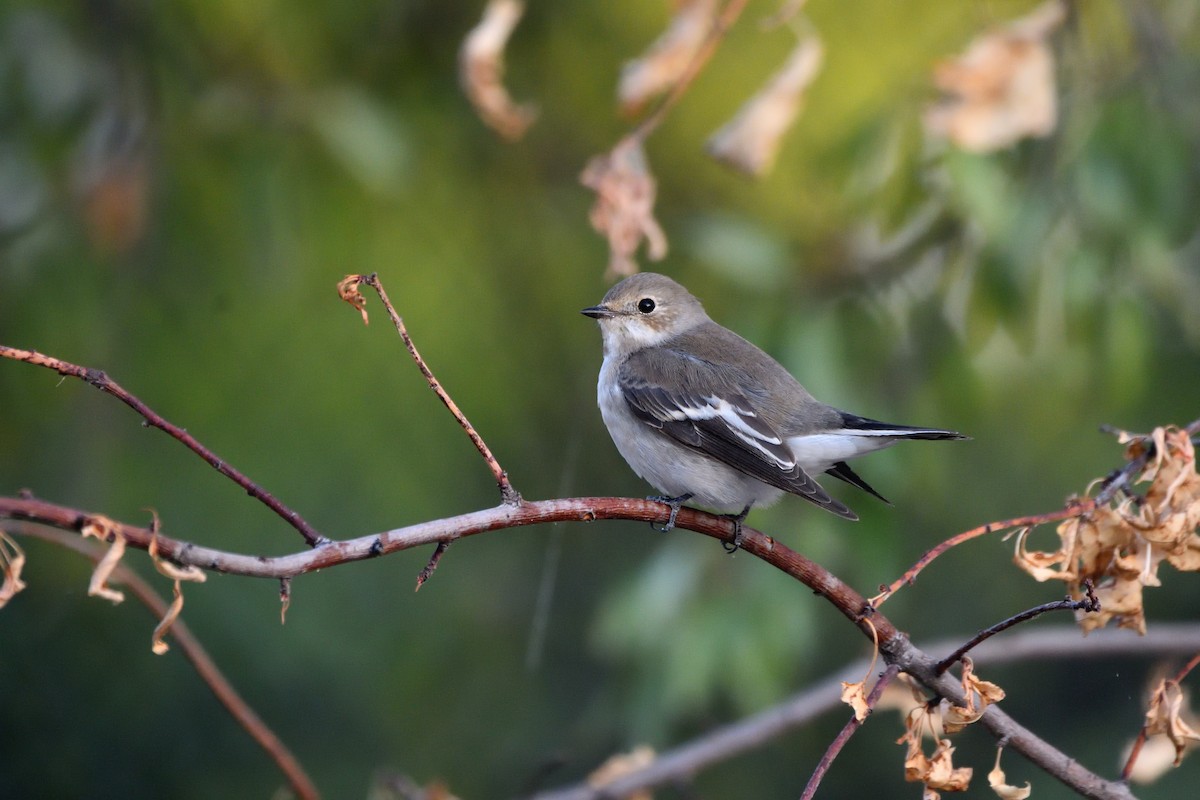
left=581, top=305, right=615, bottom=319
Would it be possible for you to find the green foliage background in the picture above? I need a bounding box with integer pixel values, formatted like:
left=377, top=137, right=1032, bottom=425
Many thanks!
left=2, top=1, right=1199, bottom=797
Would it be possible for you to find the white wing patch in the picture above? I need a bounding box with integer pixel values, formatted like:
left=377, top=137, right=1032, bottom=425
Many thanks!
left=662, top=395, right=794, bottom=470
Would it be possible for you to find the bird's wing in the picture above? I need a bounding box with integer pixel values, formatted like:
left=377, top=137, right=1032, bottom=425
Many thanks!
left=619, top=349, right=857, bottom=520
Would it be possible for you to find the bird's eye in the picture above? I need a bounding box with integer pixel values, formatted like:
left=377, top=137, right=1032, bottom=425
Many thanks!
left=637, top=298, right=656, bottom=314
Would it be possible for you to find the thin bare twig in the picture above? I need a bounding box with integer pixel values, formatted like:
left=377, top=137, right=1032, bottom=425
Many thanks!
left=0, top=345, right=326, bottom=548
left=12, top=524, right=319, bottom=800
left=871, top=502, right=1094, bottom=607
left=338, top=274, right=521, bottom=506
left=934, top=580, right=1101, bottom=674
left=800, top=664, right=899, bottom=800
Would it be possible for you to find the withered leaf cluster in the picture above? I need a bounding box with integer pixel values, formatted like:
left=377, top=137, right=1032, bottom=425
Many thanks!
left=881, top=659, right=1009, bottom=797
left=1015, top=426, right=1200, bottom=635
left=924, top=0, right=1066, bottom=153
left=580, top=136, right=668, bottom=279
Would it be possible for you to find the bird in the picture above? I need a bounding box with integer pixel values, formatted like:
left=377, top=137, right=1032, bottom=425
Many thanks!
left=581, top=272, right=967, bottom=549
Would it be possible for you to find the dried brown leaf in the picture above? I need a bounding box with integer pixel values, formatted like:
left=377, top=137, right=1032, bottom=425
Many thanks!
left=924, top=0, right=1065, bottom=153
left=1144, top=680, right=1200, bottom=767
left=988, top=748, right=1032, bottom=799
left=707, top=35, right=823, bottom=177
left=338, top=274, right=370, bottom=325
left=942, top=658, right=1005, bottom=733
left=619, top=0, right=717, bottom=116
left=1079, top=575, right=1145, bottom=635
left=0, top=530, right=28, bottom=609
left=151, top=579, right=184, bottom=655
left=81, top=516, right=126, bottom=604
left=587, top=744, right=655, bottom=800
left=841, top=679, right=872, bottom=723
left=580, top=136, right=667, bottom=278
left=926, top=739, right=974, bottom=792
left=459, top=0, right=537, bottom=141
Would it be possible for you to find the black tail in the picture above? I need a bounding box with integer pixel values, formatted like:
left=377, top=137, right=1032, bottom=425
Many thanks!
left=840, top=412, right=970, bottom=441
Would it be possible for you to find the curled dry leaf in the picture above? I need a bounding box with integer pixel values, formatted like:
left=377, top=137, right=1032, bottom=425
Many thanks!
left=580, top=136, right=668, bottom=278
left=941, top=657, right=1005, bottom=734
left=338, top=274, right=370, bottom=325
left=151, top=580, right=184, bottom=655
left=0, top=530, right=28, bottom=609
left=280, top=577, right=292, bottom=625
left=924, top=0, right=1066, bottom=153
left=618, top=0, right=717, bottom=116
left=1143, top=680, right=1200, bottom=768
left=149, top=530, right=207, bottom=584
left=707, top=34, right=823, bottom=177
left=841, top=618, right=881, bottom=721
left=1013, top=426, right=1200, bottom=635
left=459, top=0, right=537, bottom=141
left=925, top=739, right=973, bottom=792
left=902, top=734, right=974, bottom=796
left=587, top=744, right=655, bottom=800
left=81, top=516, right=127, bottom=604
left=988, top=748, right=1032, bottom=799
left=841, top=679, right=872, bottom=723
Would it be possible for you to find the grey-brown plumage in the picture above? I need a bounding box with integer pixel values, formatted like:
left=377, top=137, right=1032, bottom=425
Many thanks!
left=583, top=273, right=967, bottom=526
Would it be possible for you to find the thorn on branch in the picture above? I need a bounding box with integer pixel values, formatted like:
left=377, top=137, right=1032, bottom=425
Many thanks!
left=415, top=541, right=452, bottom=591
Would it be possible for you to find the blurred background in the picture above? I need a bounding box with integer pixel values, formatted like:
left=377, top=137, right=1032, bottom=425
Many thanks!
left=1, top=1, right=1199, bottom=797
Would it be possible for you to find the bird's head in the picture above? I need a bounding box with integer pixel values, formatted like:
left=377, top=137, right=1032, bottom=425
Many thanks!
left=581, top=273, right=708, bottom=357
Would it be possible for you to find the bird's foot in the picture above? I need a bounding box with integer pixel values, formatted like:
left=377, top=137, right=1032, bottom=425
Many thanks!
left=721, top=505, right=753, bottom=554
left=647, top=493, right=693, bottom=533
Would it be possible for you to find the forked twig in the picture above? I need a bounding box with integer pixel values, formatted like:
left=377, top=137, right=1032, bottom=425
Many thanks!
left=0, top=345, right=326, bottom=548
left=13, top=524, right=319, bottom=800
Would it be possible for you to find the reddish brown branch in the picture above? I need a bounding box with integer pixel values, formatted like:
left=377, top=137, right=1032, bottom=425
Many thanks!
left=934, top=579, right=1101, bottom=674
left=0, top=345, right=325, bottom=548
left=872, top=502, right=1094, bottom=607
left=800, top=664, right=899, bottom=800
left=13, top=524, right=319, bottom=800
left=338, top=274, right=521, bottom=506
left=0, top=493, right=1141, bottom=800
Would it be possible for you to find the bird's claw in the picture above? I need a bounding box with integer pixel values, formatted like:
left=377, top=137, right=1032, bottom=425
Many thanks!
left=720, top=505, right=752, bottom=554
left=647, top=493, right=693, bottom=533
